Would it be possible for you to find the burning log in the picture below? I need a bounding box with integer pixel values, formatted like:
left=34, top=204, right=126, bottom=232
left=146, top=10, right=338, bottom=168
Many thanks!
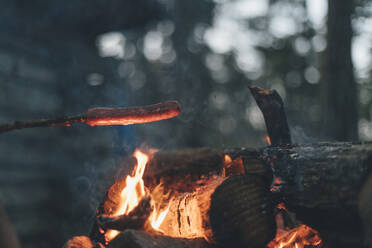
left=92, top=171, right=276, bottom=247
left=90, top=142, right=372, bottom=247
left=109, top=229, right=214, bottom=248
left=0, top=101, right=181, bottom=133
left=263, top=142, right=372, bottom=247
left=63, top=236, right=104, bottom=248
left=97, top=197, right=152, bottom=231
left=148, top=174, right=275, bottom=247
left=143, top=147, right=272, bottom=192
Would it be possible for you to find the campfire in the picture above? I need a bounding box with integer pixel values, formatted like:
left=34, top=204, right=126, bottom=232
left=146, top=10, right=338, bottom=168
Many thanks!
left=64, top=86, right=372, bottom=248
left=80, top=147, right=321, bottom=248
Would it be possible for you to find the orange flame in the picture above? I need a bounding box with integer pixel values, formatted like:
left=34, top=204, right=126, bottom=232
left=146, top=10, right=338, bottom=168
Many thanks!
left=104, top=149, right=322, bottom=248
left=265, top=135, right=271, bottom=145
left=267, top=224, right=322, bottom=248
left=150, top=205, right=170, bottom=230
left=105, top=150, right=149, bottom=242
left=224, top=154, right=232, bottom=164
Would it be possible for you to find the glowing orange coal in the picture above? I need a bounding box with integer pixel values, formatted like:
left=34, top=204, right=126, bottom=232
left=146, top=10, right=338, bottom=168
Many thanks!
left=265, top=135, right=271, bottom=145
left=267, top=224, right=322, bottom=248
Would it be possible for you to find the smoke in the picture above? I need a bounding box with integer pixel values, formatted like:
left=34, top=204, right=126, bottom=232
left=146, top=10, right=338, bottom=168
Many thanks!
left=290, top=126, right=319, bottom=144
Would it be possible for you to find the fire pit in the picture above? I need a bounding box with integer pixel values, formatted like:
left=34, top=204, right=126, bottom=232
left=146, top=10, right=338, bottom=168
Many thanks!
left=63, top=86, right=372, bottom=248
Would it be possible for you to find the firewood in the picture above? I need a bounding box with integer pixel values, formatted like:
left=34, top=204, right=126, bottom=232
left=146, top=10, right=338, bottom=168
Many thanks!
left=209, top=174, right=276, bottom=247
left=0, top=101, right=181, bottom=133
left=147, top=174, right=276, bottom=248
left=97, top=197, right=152, bottom=231
left=63, top=236, right=104, bottom=248
left=248, top=85, right=291, bottom=145
left=109, top=229, right=214, bottom=248
left=91, top=142, right=372, bottom=246
left=143, top=147, right=271, bottom=192
left=262, top=142, right=372, bottom=247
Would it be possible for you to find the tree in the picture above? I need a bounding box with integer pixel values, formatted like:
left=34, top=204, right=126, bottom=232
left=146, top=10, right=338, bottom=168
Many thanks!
left=322, top=0, right=358, bottom=141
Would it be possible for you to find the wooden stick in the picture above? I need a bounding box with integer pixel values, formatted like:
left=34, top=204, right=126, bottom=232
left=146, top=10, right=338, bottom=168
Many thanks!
left=97, top=197, right=152, bottom=231
left=0, top=101, right=181, bottom=134
left=248, top=85, right=291, bottom=146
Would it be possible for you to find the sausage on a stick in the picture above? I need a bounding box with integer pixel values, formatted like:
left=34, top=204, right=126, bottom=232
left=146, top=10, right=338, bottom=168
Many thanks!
left=0, top=101, right=181, bottom=134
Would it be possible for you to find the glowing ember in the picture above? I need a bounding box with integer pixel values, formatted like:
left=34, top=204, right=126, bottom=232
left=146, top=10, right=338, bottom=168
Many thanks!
left=265, top=135, right=271, bottom=145
left=267, top=224, right=322, bottom=248
left=224, top=154, right=232, bottom=164
left=276, top=203, right=287, bottom=210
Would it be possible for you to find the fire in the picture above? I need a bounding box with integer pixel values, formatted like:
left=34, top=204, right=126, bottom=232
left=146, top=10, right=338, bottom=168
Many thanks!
left=224, top=154, right=232, bottom=164
left=267, top=224, right=322, bottom=248
left=105, top=149, right=195, bottom=242
left=103, top=149, right=322, bottom=248
left=105, top=150, right=149, bottom=242
left=150, top=205, right=170, bottom=230
left=265, top=135, right=271, bottom=145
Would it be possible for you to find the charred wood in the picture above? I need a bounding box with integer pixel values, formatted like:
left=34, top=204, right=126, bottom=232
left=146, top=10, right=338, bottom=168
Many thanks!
left=107, top=174, right=275, bottom=248
left=209, top=174, right=276, bottom=247
left=109, top=229, right=214, bottom=248
left=97, top=197, right=152, bottom=232
left=63, top=236, right=104, bottom=248
left=248, top=85, right=291, bottom=145
left=144, top=147, right=271, bottom=191
left=262, top=142, right=372, bottom=247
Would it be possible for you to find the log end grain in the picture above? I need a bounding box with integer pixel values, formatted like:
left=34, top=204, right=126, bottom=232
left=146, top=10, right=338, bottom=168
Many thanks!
left=210, top=174, right=276, bottom=247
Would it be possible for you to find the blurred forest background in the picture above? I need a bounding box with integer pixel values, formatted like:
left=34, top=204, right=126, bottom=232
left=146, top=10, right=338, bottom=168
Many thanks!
left=0, top=0, right=372, bottom=247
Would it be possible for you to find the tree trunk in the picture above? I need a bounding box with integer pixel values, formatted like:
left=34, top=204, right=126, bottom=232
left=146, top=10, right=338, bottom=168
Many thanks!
left=322, top=0, right=358, bottom=141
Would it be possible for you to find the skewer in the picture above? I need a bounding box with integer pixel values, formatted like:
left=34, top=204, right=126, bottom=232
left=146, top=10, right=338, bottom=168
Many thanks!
left=0, top=101, right=181, bottom=134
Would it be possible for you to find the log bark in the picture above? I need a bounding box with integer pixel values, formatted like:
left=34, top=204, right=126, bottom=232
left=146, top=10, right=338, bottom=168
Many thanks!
left=143, top=147, right=271, bottom=191
left=90, top=142, right=372, bottom=247
left=109, top=229, right=214, bottom=248
left=262, top=142, right=372, bottom=247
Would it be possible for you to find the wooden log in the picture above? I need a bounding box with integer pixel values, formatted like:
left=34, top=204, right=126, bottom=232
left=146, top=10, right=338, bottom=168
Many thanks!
left=262, top=142, right=372, bottom=247
left=209, top=174, right=276, bottom=247
left=63, top=236, right=104, bottom=248
left=109, top=229, right=214, bottom=248
left=248, top=85, right=291, bottom=145
left=90, top=148, right=272, bottom=245
left=97, top=197, right=152, bottom=231
left=143, top=147, right=271, bottom=192
left=149, top=174, right=276, bottom=248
